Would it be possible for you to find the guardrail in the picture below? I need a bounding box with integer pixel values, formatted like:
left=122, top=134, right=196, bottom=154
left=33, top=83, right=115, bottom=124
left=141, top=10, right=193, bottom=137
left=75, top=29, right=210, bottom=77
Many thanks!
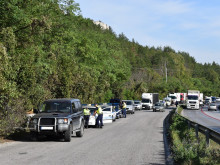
left=176, top=107, right=220, bottom=146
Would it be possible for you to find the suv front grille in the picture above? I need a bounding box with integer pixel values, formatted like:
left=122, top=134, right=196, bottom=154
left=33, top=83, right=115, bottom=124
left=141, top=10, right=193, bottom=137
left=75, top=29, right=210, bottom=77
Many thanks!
left=40, top=118, right=55, bottom=125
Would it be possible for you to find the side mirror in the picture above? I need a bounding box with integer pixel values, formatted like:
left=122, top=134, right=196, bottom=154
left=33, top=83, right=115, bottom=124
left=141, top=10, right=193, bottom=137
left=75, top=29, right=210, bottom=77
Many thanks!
left=33, top=109, right=39, bottom=114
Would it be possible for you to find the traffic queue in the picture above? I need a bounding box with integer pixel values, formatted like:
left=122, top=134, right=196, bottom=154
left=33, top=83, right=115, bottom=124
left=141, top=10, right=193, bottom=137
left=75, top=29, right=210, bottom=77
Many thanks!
left=82, top=100, right=130, bottom=129
left=28, top=98, right=136, bottom=142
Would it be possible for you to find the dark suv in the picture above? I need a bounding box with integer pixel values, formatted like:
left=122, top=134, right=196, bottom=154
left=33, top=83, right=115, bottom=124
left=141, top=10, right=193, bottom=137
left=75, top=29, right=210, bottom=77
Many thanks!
left=29, top=98, right=84, bottom=142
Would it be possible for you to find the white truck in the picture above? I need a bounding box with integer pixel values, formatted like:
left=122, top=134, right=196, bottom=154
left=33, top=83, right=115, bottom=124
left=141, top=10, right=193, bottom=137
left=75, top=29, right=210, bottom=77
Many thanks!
left=168, top=93, right=177, bottom=105
left=199, top=93, right=204, bottom=106
left=175, top=93, right=187, bottom=103
left=141, top=93, right=159, bottom=110
left=186, top=90, right=200, bottom=110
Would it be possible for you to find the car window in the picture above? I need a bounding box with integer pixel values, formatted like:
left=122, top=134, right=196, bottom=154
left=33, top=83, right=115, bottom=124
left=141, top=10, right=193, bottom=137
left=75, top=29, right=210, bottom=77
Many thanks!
left=88, top=108, right=96, bottom=115
left=77, top=101, right=82, bottom=111
left=72, top=102, right=78, bottom=113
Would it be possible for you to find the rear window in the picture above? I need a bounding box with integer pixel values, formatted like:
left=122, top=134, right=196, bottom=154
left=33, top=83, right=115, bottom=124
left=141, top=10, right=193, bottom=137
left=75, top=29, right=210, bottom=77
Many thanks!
left=103, top=108, right=111, bottom=111
left=88, top=108, right=96, bottom=115
left=40, top=101, right=71, bottom=113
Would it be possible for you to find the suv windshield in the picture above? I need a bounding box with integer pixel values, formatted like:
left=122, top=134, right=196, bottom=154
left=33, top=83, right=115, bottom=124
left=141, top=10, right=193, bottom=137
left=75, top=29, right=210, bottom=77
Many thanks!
left=40, top=101, right=71, bottom=113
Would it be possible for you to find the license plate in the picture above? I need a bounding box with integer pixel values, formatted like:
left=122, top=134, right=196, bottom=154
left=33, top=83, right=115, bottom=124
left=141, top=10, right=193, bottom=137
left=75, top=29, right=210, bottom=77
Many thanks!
left=40, top=126, right=53, bottom=130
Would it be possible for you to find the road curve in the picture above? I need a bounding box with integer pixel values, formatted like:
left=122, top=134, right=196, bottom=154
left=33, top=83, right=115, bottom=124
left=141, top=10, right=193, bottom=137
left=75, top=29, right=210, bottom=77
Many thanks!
left=0, top=110, right=170, bottom=165
left=182, top=106, right=220, bottom=133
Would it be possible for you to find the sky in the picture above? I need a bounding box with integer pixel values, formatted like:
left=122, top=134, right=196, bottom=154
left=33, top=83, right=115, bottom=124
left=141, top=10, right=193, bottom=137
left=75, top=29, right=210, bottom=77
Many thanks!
left=77, top=0, right=220, bottom=64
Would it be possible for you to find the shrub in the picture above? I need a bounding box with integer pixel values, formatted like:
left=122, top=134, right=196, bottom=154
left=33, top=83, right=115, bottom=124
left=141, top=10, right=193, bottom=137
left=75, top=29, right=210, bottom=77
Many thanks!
left=170, top=111, right=220, bottom=165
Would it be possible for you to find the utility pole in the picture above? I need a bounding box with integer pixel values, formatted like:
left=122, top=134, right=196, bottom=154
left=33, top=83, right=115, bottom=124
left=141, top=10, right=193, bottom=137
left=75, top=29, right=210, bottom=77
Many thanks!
left=165, top=61, right=167, bottom=83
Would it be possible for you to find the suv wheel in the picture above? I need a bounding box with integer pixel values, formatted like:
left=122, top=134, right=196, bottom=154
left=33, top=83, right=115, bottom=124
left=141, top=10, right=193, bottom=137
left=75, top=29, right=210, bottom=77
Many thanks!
left=64, top=125, right=72, bottom=142
left=76, top=122, right=84, bottom=137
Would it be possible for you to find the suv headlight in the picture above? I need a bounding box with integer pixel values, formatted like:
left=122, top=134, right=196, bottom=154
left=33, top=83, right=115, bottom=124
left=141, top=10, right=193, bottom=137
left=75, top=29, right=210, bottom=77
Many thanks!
left=58, top=118, right=68, bottom=124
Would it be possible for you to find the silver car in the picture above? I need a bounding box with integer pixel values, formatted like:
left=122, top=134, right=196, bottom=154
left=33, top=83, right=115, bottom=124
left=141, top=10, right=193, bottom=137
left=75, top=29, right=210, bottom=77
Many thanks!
left=208, top=103, right=217, bottom=111
left=134, top=100, right=142, bottom=110
left=122, top=100, right=135, bottom=114
left=153, top=102, right=165, bottom=112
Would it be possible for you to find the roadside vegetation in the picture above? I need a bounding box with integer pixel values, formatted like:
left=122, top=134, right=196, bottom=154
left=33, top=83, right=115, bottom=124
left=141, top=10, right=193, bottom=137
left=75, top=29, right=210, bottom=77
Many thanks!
left=170, top=108, right=220, bottom=165
left=1, top=0, right=220, bottom=137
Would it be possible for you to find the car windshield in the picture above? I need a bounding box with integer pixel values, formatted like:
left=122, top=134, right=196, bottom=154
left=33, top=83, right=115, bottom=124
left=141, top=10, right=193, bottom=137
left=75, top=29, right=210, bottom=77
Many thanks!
left=125, top=101, right=132, bottom=105
left=155, top=103, right=161, bottom=106
left=40, top=101, right=71, bottom=113
left=188, top=95, right=198, bottom=100
left=210, top=103, right=215, bottom=106
left=134, top=101, right=140, bottom=104
left=103, top=108, right=111, bottom=111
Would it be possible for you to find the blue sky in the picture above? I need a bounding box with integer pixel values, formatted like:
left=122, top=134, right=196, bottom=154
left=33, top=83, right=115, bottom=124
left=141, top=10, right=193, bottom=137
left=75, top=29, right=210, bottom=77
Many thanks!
left=77, top=0, right=220, bottom=64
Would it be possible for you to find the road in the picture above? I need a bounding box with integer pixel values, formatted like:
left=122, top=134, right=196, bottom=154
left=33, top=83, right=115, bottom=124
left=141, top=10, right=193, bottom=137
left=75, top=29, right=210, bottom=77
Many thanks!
left=182, top=103, right=220, bottom=133
left=0, top=110, right=170, bottom=165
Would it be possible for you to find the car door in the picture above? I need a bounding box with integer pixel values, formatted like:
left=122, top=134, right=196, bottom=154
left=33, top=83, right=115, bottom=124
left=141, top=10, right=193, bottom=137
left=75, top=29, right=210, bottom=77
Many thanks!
left=112, top=107, right=116, bottom=119
left=71, top=102, right=79, bottom=131
left=74, top=101, right=82, bottom=129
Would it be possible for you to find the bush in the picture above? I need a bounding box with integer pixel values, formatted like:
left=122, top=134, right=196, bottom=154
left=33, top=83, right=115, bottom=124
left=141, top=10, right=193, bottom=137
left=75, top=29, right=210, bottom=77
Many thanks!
left=170, top=111, right=220, bottom=165
left=0, top=99, right=26, bottom=137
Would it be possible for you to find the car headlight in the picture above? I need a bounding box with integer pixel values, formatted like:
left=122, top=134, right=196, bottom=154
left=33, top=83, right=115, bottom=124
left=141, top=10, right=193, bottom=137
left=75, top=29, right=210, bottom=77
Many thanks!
left=30, top=118, right=38, bottom=124
left=58, top=118, right=68, bottom=124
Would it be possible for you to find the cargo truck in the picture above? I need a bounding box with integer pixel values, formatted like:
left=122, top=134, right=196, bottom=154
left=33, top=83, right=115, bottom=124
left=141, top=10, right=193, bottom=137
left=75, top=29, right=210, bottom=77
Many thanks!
left=141, top=93, right=159, bottom=110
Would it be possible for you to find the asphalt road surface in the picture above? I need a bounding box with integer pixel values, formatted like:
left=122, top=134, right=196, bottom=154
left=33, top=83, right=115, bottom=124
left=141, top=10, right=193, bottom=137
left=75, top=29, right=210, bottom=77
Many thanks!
left=0, top=110, right=171, bottom=165
left=182, top=104, right=220, bottom=133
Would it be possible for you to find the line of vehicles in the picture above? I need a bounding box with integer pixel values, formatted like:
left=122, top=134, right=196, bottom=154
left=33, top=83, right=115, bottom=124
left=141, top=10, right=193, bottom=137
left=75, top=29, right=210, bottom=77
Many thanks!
left=27, top=97, right=167, bottom=142
left=27, top=90, right=219, bottom=142
left=156, top=90, right=219, bottom=111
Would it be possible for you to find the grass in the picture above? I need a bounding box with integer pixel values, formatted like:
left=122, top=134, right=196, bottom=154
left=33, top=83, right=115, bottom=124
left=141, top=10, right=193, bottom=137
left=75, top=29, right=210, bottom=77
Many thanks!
left=170, top=108, right=220, bottom=165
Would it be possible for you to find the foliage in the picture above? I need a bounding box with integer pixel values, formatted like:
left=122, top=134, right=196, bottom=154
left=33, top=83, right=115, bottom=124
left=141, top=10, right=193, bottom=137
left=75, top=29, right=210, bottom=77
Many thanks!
left=1, top=0, right=220, bottom=136
left=170, top=111, right=220, bottom=165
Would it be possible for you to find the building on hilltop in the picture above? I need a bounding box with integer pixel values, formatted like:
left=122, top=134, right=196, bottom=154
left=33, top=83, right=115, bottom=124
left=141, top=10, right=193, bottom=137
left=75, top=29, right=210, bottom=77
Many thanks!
left=93, top=21, right=110, bottom=30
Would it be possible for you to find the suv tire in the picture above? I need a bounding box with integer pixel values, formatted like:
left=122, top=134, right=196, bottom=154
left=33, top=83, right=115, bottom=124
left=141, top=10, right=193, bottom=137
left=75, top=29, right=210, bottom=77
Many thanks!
left=76, top=122, right=84, bottom=137
left=64, top=125, right=72, bottom=142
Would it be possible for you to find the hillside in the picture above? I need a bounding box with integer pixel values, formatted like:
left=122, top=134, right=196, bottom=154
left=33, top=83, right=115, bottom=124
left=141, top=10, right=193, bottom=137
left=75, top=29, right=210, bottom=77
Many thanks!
left=0, top=0, right=220, bottom=136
